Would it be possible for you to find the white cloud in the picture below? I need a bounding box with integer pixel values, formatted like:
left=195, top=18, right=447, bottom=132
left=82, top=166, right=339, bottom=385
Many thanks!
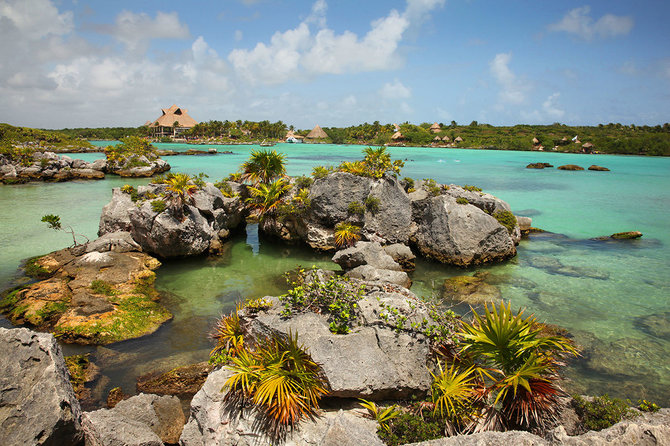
left=227, top=0, right=443, bottom=85
left=111, top=10, right=190, bottom=55
left=234, top=29, right=243, bottom=41
left=542, top=93, right=565, bottom=119
left=380, top=79, right=411, bottom=100
left=490, top=52, right=527, bottom=104
left=548, top=6, right=633, bottom=40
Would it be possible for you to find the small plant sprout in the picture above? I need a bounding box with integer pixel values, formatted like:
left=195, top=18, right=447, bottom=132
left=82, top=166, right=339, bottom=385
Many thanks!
left=41, top=214, right=89, bottom=247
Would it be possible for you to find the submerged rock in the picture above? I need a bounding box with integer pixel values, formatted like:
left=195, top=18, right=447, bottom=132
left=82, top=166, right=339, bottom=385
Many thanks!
left=588, top=165, right=610, bottom=171
left=526, top=162, right=554, bottom=169
left=136, top=361, right=214, bottom=398
left=634, top=311, right=670, bottom=341
left=442, top=272, right=502, bottom=306
left=0, top=327, right=85, bottom=445
left=611, top=231, right=642, bottom=239
left=558, top=164, right=585, bottom=171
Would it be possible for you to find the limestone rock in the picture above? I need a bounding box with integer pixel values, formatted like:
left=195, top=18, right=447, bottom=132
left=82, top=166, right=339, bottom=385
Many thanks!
left=179, top=368, right=383, bottom=446
left=611, top=231, right=642, bottom=239
left=410, top=195, right=516, bottom=266
left=444, top=185, right=512, bottom=215
left=0, top=327, right=85, bottom=446
left=383, top=243, right=416, bottom=271
left=558, top=164, right=584, bottom=171
left=136, top=362, right=214, bottom=398
left=526, top=162, right=554, bottom=169
left=346, top=265, right=411, bottom=288
left=332, top=241, right=401, bottom=271
left=442, top=273, right=502, bottom=306
left=587, top=165, right=610, bottom=171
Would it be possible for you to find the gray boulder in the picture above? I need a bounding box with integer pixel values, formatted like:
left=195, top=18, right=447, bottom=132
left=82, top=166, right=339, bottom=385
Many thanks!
left=444, top=185, right=512, bottom=214
left=86, top=393, right=185, bottom=445
left=179, top=368, right=383, bottom=446
left=332, top=241, right=402, bottom=271
left=243, top=291, right=432, bottom=400
left=410, top=195, right=516, bottom=266
left=85, top=231, right=142, bottom=253
left=383, top=243, right=416, bottom=271
left=0, top=327, right=85, bottom=446
left=345, top=264, right=411, bottom=288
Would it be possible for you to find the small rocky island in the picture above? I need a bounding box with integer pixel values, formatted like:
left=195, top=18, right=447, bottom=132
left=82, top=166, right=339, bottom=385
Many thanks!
left=0, top=136, right=170, bottom=184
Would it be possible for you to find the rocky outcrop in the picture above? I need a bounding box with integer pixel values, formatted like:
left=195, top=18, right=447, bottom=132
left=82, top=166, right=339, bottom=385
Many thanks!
left=241, top=284, right=434, bottom=400
left=611, top=231, right=642, bottom=239
left=136, top=362, right=214, bottom=398
left=558, top=164, right=584, bottom=171
left=86, top=393, right=185, bottom=445
left=98, top=183, right=246, bottom=258
left=516, top=216, right=532, bottom=236
left=587, top=165, right=610, bottom=171
left=261, top=173, right=518, bottom=267
left=332, top=241, right=411, bottom=287
left=0, top=327, right=85, bottom=446
left=179, top=368, right=384, bottom=446
left=0, top=151, right=106, bottom=184
left=1, top=233, right=171, bottom=344
left=410, top=194, right=516, bottom=266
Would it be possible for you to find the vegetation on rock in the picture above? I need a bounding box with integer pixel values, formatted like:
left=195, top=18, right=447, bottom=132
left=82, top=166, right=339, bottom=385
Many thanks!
left=334, top=222, right=361, bottom=247
left=492, top=210, right=517, bottom=235
left=573, top=394, right=636, bottom=431
left=41, top=214, right=89, bottom=247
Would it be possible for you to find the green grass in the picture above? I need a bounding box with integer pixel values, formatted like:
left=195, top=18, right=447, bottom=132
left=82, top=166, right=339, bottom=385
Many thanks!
left=492, top=210, right=517, bottom=235
left=573, top=395, right=636, bottom=431
left=24, top=256, right=52, bottom=279
left=90, top=279, right=116, bottom=296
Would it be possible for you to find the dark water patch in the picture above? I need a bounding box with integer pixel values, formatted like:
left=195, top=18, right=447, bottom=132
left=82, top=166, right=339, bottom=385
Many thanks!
left=634, top=312, right=670, bottom=341
left=523, top=255, right=610, bottom=280
left=515, top=208, right=542, bottom=217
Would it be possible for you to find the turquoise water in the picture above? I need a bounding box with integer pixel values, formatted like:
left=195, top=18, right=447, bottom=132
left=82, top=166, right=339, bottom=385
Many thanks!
left=2, top=143, right=669, bottom=405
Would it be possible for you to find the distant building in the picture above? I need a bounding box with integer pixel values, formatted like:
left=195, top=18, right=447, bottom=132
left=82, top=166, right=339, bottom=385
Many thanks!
left=148, top=105, right=198, bottom=138
left=430, top=122, right=441, bottom=133
left=305, top=125, right=328, bottom=141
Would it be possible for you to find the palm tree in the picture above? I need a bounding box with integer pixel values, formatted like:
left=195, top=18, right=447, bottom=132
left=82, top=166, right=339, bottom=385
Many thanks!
left=164, top=173, right=198, bottom=219
left=241, top=149, right=287, bottom=185
left=246, top=179, right=290, bottom=217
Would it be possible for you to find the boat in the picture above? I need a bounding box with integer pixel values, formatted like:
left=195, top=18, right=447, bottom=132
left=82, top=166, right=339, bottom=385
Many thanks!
left=259, top=139, right=276, bottom=147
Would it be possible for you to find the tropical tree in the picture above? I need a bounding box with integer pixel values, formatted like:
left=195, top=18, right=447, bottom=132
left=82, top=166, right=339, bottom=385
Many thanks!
left=241, top=149, right=287, bottom=185
left=163, top=173, right=198, bottom=219
left=41, top=214, right=89, bottom=247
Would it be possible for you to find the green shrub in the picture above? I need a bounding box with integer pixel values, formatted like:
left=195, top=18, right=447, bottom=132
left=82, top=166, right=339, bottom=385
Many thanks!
left=294, top=175, right=313, bottom=189
left=573, top=395, right=635, bottom=431
left=280, top=269, right=365, bottom=334
left=456, top=197, right=469, bottom=205
left=492, top=210, right=517, bottom=234
left=214, top=180, right=235, bottom=197
left=423, top=178, right=441, bottom=196
left=334, top=222, right=361, bottom=248
left=151, top=199, right=166, bottom=213
left=312, top=165, right=332, bottom=179
left=24, top=256, right=52, bottom=279
left=120, top=184, right=135, bottom=194
left=403, top=177, right=415, bottom=192
left=638, top=399, right=660, bottom=413
left=348, top=201, right=365, bottom=215
left=379, top=412, right=445, bottom=446
left=365, top=196, right=381, bottom=213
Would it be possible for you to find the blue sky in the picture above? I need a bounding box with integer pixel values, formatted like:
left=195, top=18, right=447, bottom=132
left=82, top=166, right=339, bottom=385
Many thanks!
left=0, top=0, right=668, bottom=129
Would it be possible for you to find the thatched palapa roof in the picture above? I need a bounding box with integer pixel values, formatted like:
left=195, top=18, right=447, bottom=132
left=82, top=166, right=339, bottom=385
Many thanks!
left=430, top=122, right=441, bottom=133
left=392, top=131, right=404, bottom=140
left=442, top=136, right=451, bottom=142
left=532, top=137, right=540, bottom=145
left=305, top=125, right=328, bottom=139
left=150, top=105, right=198, bottom=128
left=454, top=136, right=463, bottom=143
left=433, top=136, right=442, bottom=141
left=582, top=142, right=594, bottom=148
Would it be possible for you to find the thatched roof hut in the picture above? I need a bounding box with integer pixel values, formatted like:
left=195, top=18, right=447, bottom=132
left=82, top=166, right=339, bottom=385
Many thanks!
left=442, top=136, right=451, bottom=142
left=430, top=122, right=441, bottom=133
left=305, top=125, right=328, bottom=140
left=582, top=142, right=593, bottom=149
left=150, top=105, right=197, bottom=128
left=392, top=131, right=404, bottom=140
left=532, top=137, right=540, bottom=145
left=433, top=136, right=442, bottom=142
left=454, top=136, right=463, bottom=143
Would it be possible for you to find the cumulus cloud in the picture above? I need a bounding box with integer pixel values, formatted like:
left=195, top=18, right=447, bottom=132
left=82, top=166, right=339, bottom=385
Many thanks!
left=490, top=53, right=527, bottom=105
left=542, top=93, right=565, bottom=119
left=227, top=0, right=443, bottom=85
left=548, top=6, right=633, bottom=40
left=380, top=79, right=411, bottom=100
left=111, top=10, right=190, bottom=55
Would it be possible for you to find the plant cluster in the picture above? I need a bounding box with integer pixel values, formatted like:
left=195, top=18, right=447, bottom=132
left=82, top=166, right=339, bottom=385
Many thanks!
left=423, top=178, right=442, bottom=197
left=104, top=136, right=159, bottom=168
left=336, top=147, right=405, bottom=179
left=456, top=197, right=469, bottom=205
left=572, top=395, right=635, bottom=431
left=365, top=195, right=381, bottom=213
left=280, top=269, right=365, bottom=334
left=224, top=331, right=328, bottom=432
left=347, top=201, right=365, bottom=216
left=462, top=185, right=482, bottom=192
left=492, top=210, right=517, bottom=235
left=359, top=399, right=401, bottom=433
left=403, top=177, right=415, bottom=193
left=334, top=222, right=361, bottom=247
left=417, top=302, right=579, bottom=437
left=638, top=399, right=660, bottom=413
left=90, top=279, right=116, bottom=296
left=241, top=149, right=287, bottom=185
left=210, top=304, right=246, bottom=365
left=378, top=409, right=446, bottom=445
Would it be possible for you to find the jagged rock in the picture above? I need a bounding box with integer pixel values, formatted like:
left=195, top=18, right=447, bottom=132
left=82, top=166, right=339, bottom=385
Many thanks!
left=611, top=231, right=642, bottom=239
left=588, top=165, right=610, bottom=171
left=526, top=162, right=554, bottom=169
left=106, top=387, right=129, bottom=409
left=85, top=231, right=142, bottom=253
left=444, top=185, right=512, bottom=215
left=87, top=393, right=185, bottom=445
left=0, top=327, right=85, bottom=446
left=346, top=264, right=411, bottom=288
left=410, top=195, right=516, bottom=266
left=242, top=289, right=433, bottom=400
left=179, top=368, right=383, bottom=446
left=332, top=241, right=402, bottom=271
left=383, top=243, right=416, bottom=271
left=98, top=183, right=244, bottom=258
left=0, top=151, right=107, bottom=184
left=516, top=216, right=532, bottom=236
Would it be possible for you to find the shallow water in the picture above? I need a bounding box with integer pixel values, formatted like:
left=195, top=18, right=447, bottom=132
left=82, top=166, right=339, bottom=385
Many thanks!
left=2, top=143, right=669, bottom=405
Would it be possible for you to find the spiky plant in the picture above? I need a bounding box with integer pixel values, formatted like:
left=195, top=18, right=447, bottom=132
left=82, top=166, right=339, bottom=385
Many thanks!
left=163, top=173, right=198, bottom=219
left=334, top=222, right=361, bottom=247
left=241, top=149, right=287, bottom=185
left=247, top=178, right=291, bottom=217
left=210, top=304, right=245, bottom=361
left=359, top=399, right=401, bottom=433
left=224, top=331, right=328, bottom=429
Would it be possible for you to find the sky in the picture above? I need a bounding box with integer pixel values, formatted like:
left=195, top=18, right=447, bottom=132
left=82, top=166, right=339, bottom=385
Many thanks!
left=0, top=0, right=668, bottom=129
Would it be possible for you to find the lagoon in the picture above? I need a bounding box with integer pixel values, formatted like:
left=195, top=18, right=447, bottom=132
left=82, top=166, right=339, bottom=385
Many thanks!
left=1, top=142, right=669, bottom=406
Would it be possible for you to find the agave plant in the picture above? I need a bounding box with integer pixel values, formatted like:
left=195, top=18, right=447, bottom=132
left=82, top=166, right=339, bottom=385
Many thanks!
left=334, top=222, right=361, bottom=247
left=224, top=331, right=328, bottom=429
left=241, top=149, right=287, bottom=185
left=457, top=302, right=578, bottom=431
left=247, top=178, right=291, bottom=217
